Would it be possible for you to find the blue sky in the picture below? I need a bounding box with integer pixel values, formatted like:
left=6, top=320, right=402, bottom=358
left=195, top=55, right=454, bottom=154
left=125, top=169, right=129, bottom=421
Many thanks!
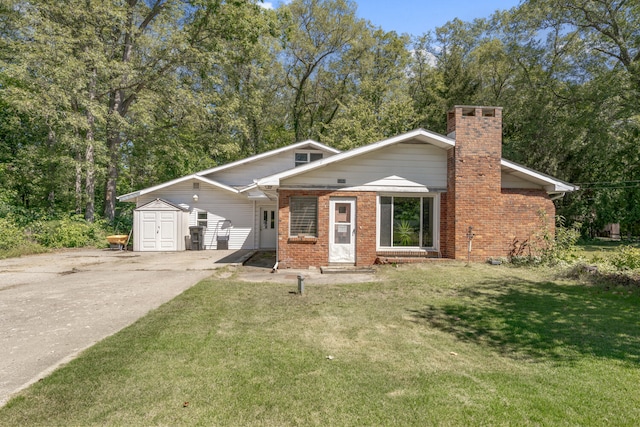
left=260, top=0, right=522, bottom=36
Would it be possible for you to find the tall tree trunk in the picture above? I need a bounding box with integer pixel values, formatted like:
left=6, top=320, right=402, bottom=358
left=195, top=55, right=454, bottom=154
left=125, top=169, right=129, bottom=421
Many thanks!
left=46, top=126, right=56, bottom=211
left=103, top=2, right=135, bottom=222
left=85, top=66, right=96, bottom=222
left=75, top=147, right=83, bottom=215
left=104, top=91, right=122, bottom=223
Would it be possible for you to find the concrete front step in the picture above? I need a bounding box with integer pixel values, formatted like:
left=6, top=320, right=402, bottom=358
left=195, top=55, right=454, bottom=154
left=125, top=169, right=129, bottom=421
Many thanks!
left=320, top=265, right=376, bottom=274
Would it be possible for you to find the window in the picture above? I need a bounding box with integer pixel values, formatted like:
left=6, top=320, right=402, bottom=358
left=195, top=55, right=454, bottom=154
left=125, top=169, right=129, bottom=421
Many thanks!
left=379, top=196, right=435, bottom=248
left=295, top=152, right=323, bottom=167
left=262, top=209, right=275, bottom=230
left=290, top=197, right=317, bottom=237
left=197, top=211, right=208, bottom=227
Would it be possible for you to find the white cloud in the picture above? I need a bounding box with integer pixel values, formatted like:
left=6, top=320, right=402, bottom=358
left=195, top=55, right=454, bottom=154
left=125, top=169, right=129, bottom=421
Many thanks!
left=258, top=2, right=274, bottom=10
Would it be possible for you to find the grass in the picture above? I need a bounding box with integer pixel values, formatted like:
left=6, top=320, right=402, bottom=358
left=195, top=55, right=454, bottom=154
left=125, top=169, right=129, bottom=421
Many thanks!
left=0, top=242, right=50, bottom=259
left=576, top=238, right=640, bottom=260
left=1, top=263, right=640, bottom=426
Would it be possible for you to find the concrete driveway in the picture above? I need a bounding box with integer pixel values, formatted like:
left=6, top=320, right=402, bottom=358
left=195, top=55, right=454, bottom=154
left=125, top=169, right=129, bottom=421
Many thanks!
left=0, top=248, right=253, bottom=406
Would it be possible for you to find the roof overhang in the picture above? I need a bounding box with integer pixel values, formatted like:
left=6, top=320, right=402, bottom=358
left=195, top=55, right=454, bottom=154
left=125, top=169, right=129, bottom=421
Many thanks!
left=501, top=159, right=578, bottom=192
left=117, top=174, right=239, bottom=202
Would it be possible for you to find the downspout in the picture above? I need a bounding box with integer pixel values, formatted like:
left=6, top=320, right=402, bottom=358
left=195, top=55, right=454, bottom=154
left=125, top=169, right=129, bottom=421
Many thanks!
left=272, top=190, right=279, bottom=272
left=550, top=192, right=566, bottom=201
left=252, top=200, right=256, bottom=249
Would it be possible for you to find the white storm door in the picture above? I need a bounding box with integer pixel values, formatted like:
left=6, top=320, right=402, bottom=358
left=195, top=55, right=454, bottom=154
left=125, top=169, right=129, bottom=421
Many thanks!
left=329, top=199, right=356, bottom=263
left=259, top=207, right=277, bottom=248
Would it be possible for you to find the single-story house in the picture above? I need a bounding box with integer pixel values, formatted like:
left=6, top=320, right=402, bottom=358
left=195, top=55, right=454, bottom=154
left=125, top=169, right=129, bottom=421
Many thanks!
left=118, top=106, right=578, bottom=267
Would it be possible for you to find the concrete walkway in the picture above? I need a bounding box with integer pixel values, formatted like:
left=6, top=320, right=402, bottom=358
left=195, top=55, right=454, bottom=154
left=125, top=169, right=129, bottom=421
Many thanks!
left=0, top=248, right=252, bottom=406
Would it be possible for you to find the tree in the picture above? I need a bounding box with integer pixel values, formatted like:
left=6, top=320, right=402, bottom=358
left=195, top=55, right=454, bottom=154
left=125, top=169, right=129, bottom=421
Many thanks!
left=279, top=0, right=370, bottom=142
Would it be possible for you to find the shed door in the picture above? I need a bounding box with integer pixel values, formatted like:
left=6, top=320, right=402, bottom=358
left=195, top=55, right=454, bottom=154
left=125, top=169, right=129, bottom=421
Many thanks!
left=140, top=211, right=178, bottom=251
left=329, top=199, right=356, bottom=264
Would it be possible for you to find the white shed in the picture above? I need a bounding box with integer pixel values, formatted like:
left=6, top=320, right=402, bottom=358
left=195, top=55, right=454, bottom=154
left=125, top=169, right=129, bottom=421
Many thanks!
left=133, top=198, right=189, bottom=251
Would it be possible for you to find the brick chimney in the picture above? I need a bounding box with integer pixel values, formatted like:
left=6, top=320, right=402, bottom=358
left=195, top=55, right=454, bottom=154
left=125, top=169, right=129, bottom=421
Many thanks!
left=443, top=106, right=503, bottom=260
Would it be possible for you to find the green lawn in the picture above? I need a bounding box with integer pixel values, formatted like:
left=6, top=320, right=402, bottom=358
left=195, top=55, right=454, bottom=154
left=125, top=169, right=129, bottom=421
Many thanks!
left=1, top=263, right=639, bottom=426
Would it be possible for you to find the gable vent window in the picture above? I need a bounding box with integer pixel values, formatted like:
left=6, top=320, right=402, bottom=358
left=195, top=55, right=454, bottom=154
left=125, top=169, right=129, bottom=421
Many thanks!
left=193, top=183, right=200, bottom=190
left=295, top=152, right=323, bottom=167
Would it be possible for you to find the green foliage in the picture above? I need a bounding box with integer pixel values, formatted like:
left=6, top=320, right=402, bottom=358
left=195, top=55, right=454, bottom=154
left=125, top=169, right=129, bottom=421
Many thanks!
left=540, top=216, right=582, bottom=265
left=0, top=0, right=638, bottom=235
left=0, top=216, right=27, bottom=251
left=33, top=215, right=108, bottom=249
left=394, top=220, right=417, bottom=246
left=611, top=246, right=640, bottom=271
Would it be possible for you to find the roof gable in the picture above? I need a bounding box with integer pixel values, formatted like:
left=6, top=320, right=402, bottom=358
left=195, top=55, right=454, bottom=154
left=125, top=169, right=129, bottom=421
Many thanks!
left=196, top=140, right=340, bottom=177
left=135, top=198, right=189, bottom=211
left=258, top=129, right=454, bottom=187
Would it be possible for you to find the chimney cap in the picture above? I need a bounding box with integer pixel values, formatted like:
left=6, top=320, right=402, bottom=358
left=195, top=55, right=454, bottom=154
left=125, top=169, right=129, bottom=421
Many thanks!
left=450, top=105, right=503, bottom=110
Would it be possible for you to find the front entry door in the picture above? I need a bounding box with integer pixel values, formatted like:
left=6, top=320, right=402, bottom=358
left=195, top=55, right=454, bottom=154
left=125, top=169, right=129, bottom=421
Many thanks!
left=259, top=207, right=277, bottom=248
left=329, top=198, right=356, bottom=263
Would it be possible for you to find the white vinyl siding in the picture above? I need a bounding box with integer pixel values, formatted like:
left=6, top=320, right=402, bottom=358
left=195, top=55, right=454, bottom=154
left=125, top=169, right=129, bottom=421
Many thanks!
left=282, top=143, right=447, bottom=189
left=501, top=171, right=544, bottom=189
left=137, top=180, right=255, bottom=250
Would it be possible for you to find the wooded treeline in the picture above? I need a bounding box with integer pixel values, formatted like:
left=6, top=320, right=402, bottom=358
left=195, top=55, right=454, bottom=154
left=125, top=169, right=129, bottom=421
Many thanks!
left=1, top=0, right=638, bottom=235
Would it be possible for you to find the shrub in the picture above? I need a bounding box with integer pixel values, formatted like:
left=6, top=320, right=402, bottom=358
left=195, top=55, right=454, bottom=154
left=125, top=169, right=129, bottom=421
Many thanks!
left=611, top=246, right=640, bottom=270
left=34, top=215, right=108, bottom=248
left=541, top=216, right=581, bottom=265
left=0, top=216, right=27, bottom=250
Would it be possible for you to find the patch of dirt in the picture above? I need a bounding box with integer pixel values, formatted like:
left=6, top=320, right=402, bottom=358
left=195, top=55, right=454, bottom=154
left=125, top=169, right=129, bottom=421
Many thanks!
left=243, top=251, right=276, bottom=269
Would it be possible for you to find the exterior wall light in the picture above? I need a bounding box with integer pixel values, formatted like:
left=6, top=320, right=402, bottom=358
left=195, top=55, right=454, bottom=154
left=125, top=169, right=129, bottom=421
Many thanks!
left=193, top=194, right=199, bottom=202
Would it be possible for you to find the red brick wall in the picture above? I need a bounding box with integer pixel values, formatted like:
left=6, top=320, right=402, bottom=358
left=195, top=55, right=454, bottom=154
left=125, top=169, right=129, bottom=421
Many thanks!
left=447, top=106, right=504, bottom=261
left=443, top=106, right=556, bottom=261
left=441, top=149, right=456, bottom=258
left=278, top=190, right=377, bottom=269
left=500, top=189, right=555, bottom=256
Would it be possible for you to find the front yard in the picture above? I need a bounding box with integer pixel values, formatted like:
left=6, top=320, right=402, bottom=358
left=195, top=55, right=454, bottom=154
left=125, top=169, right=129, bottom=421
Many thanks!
left=1, top=262, right=639, bottom=426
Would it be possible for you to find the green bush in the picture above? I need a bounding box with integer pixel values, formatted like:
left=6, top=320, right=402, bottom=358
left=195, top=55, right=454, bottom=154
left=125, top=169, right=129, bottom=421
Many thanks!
left=0, top=216, right=27, bottom=250
left=611, top=246, right=640, bottom=270
left=541, top=217, right=582, bottom=265
left=34, top=215, right=108, bottom=248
